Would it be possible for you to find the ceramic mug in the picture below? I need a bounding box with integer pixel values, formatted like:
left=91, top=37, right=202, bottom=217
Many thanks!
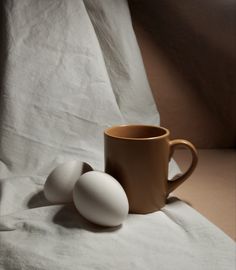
left=104, top=125, right=198, bottom=214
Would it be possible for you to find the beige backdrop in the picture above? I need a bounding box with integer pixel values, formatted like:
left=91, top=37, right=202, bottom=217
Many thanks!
left=129, top=0, right=236, bottom=148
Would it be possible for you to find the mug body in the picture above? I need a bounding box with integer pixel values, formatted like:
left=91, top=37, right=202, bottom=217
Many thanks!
left=104, top=125, right=170, bottom=214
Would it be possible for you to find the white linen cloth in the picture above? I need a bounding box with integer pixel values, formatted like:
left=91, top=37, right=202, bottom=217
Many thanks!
left=0, top=0, right=235, bottom=269
left=0, top=183, right=235, bottom=270
left=0, top=0, right=161, bottom=177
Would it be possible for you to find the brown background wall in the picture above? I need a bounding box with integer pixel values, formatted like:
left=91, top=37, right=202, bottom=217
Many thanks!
left=129, top=0, right=236, bottom=148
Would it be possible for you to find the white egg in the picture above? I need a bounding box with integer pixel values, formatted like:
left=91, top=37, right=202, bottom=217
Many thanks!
left=44, top=160, right=93, bottom=203
left=73, top=171, right=129, bottom=227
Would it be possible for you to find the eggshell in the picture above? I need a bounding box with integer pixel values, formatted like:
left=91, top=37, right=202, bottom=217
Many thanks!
left=44, top=160, right=93, bottom=203
left=73, top=171, right=129, bottom=227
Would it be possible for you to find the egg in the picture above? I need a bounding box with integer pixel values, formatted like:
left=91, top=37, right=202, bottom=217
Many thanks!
left=44, top=160, right=93, bottom=203
left=73, top=171, right=129, bottom=227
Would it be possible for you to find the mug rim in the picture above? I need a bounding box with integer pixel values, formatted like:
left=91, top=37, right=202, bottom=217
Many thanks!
left=104, top=125, right=170, bottom=141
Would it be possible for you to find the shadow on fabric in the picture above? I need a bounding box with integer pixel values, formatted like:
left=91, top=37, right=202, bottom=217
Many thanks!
left=27, top=190, right=122, bottom=233
left=0, top=1, right=8, bottom=123
left=53, top=203, right=122, bottom=233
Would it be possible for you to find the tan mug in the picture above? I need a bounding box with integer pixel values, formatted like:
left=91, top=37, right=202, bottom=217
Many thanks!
left=104, top=125, right=198, bottom=214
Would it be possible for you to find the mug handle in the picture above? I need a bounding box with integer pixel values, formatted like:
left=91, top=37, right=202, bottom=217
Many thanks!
left=167, top=139, right=198, bottom=194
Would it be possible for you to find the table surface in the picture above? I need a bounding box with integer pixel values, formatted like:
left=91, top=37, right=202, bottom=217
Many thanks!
left=173, top=149, right=236, bottom=241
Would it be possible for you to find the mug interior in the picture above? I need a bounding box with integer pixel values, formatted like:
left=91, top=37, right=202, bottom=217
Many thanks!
left=105, top=125, right=168, bottom=140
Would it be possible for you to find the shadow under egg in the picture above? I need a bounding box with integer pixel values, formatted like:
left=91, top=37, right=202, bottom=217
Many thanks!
left=52, top=204, right=123, bottom=233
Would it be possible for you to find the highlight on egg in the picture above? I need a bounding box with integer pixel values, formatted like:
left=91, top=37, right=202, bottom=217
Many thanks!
left=73, top=171, right=129, bottom=227
left=44, top=160, right=93, bottom=203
